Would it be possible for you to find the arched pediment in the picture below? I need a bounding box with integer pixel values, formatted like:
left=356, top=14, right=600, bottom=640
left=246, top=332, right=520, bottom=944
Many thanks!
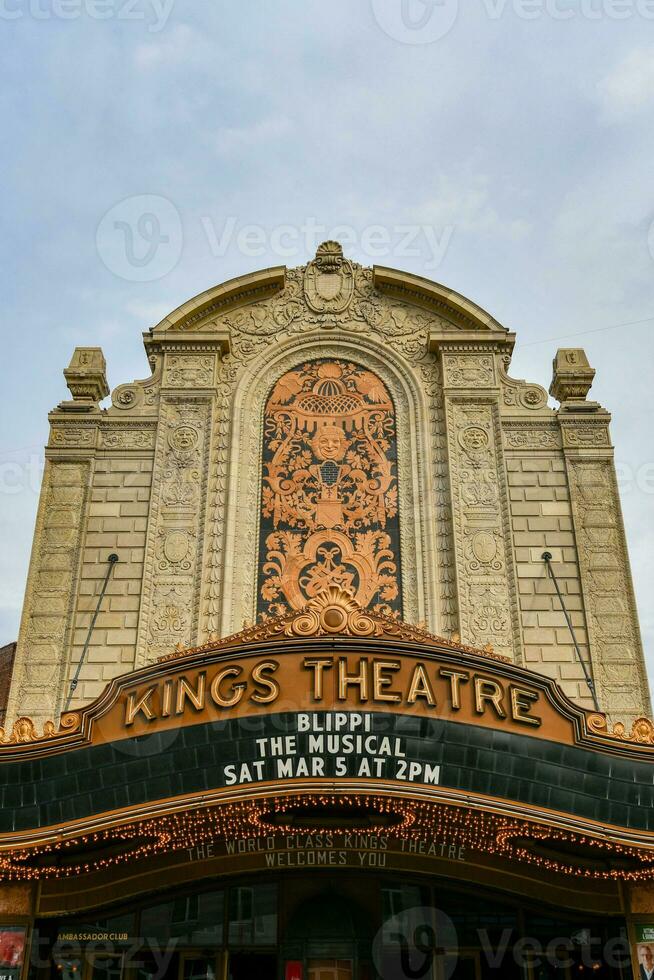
left=146, top=242, right=513, bottom=352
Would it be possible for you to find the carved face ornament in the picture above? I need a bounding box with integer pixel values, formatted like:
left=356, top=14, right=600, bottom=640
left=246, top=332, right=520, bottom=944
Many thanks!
left=169, top=425, right=198, bottom=452
left=460, top=426, right=489, bottom=453
left=313, top=426, right=347, bottom=462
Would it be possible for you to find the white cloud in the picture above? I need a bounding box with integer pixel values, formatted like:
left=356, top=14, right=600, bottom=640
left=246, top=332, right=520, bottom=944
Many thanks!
left=133, top=24, right=216, bottom=71
left=596, top=46, right=654, bottom=121
left=213, top=115, right=294, bottom=157
left=124, top=298, right=174, bottom=325
left=412, top=175, right=531, bottom=239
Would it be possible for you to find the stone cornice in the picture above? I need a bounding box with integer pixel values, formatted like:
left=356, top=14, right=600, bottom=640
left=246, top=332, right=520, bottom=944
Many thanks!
left=430, top=338, right=516, bottom=356
left=374, top=266, right=511, bottom=338
left=149, top=267, right=286, bottom=334
left=147, top=339, right=230, bottom=355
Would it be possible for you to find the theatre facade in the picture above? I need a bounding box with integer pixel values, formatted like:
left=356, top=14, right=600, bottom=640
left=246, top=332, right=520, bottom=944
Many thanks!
left=1, top=243, right=653, bottom=980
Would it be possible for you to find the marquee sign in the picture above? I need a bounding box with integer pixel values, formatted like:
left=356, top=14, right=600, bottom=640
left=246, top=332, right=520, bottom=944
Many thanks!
left=122, top=651, right=543, bottom=738
left=0, top=592, right=653, bottom=869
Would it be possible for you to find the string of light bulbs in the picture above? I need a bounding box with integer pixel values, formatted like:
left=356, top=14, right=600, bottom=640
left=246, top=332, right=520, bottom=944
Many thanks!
left=1, top=795, right=653, bottom=882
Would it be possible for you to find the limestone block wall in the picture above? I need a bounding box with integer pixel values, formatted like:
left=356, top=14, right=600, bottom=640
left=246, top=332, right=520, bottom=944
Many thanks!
left=504, top=451, right=592, bottom=707
left=68, top=454, right=154, bottom=707
left=499, top=406, right=649, bottom=722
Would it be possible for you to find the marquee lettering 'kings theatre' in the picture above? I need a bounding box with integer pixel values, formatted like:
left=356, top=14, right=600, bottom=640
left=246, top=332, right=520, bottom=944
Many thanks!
left=2, top=242, right=654, bottom=980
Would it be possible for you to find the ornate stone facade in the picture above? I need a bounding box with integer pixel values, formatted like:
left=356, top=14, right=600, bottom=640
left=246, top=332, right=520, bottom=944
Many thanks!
left=5, top=243, right=650, bottom=726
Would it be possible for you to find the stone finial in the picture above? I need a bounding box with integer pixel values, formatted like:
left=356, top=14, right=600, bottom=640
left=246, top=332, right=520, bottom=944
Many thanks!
left=549, top=348, right=595, bottom=404
left=63, top=348, right=109, bottom=407
left=304, top=241, right=354, bottom=315
left=314, top=239, right=345, bottom=272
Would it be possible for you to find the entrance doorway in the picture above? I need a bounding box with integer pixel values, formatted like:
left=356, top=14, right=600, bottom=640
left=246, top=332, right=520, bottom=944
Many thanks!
left=308, top=962, right=353, bottom=980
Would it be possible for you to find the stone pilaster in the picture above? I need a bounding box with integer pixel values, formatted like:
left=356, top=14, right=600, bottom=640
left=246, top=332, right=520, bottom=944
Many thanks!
left=564, top=437, right=649, bottom=722
left=5, top=457, right=92, bottom=728
left=553, top=349, right=650, bottom=723
left=438, top=346, right=523, bottom=661
left=134, top=349, right=220, bottom=665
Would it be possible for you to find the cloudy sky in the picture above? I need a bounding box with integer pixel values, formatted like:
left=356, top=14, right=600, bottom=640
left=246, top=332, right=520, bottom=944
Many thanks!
left=1, top=0, right=653, bottom=692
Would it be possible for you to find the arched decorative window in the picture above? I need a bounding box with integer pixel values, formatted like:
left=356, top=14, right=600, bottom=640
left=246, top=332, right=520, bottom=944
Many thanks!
left=257, top=359, right=402, bottom=619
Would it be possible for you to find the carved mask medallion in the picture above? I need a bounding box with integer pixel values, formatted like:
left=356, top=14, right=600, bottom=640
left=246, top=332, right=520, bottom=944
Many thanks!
left=303, top=241, right=355, bottom=314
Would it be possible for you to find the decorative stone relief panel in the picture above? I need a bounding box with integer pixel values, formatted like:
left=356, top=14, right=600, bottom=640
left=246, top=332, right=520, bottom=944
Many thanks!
left=6, top=461, right=90, bottom=724
left=201, top=358, right=232, bottom=639
left=445, top=399, right=520, bottom=660
left=444, top=355, right=495, bottom=388
left=135, top=398, right=211, bottom=663
left=109, top=356, right=162, bottom=416
left=49, top=426, right=97, bottom=449
left=499, top=355, right=550, bottom=415
left=163, top=354, right=216, bottom=389
left=416, top=355, right=458, bottom=632
left=567, top=459, right=649, bottom=720
left=502, top=422, right=562, bottom=451
left=98, top=425, right=157, bottom=451
left=561, top=420, right=611, bottom=449
left=220, top=249, right=448, bottom=364
left=256, top=359, right=402, bottom=619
